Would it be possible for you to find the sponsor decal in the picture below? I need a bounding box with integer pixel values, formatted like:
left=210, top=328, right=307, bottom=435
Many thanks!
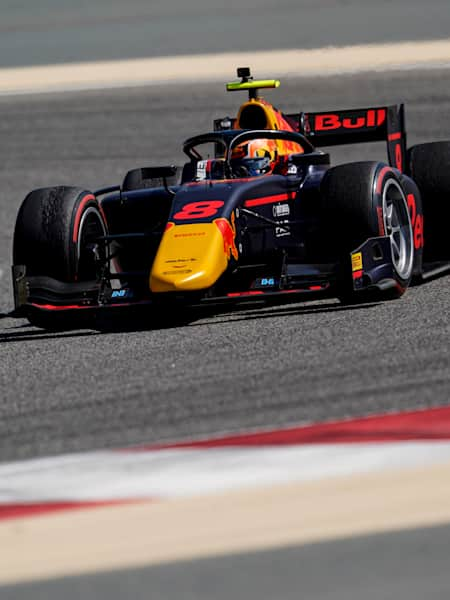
left=376, top=205, right=385, bottom=235
left=214, top=212, right=238, bottom=260
left=109, top=289, right=134, bottom=300
left=351, top=252, right=363, bottom=272
left=162, top=270, right=192, bottom=276
left=196, top=160, right=208, bottom=180
left=275, top=226, right=290, bottom=237
left=174, top=231, right=206, bottom=238
left=407, top=193, right=424, bottom=250
left=163, top=263, right=192, bottom=270
left=111, top=289, right=129, bottom=298
left=272, top=204, right=290, bottom=218
left=253, top=277, right=277, bottom=288
left=314, top=109, right=386, bottom=132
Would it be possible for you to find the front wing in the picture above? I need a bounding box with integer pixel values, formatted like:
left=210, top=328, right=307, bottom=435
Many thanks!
left=12, top=235, right=399, bottom=321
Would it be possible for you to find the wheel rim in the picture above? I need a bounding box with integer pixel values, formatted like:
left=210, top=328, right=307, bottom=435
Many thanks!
left=77, top=207, right=106, bottom=280
left=382, top=178, right=413, bottom=281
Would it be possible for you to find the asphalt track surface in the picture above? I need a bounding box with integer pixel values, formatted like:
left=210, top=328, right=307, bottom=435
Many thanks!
left=1, top=68, right=450, bottom=463
left=2, top=523, right=449, bottom=600
left=2, top=0, right=450, bottom=68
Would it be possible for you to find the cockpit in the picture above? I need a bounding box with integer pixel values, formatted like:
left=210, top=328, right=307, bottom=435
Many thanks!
left=181, top=129, right=313, bottom=183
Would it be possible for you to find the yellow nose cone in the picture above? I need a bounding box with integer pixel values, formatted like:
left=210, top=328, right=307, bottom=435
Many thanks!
left=150, top=223, right=230, bottom=292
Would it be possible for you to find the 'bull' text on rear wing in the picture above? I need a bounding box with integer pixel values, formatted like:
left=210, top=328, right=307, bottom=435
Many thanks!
left=288, top=104, right=407, bottom=172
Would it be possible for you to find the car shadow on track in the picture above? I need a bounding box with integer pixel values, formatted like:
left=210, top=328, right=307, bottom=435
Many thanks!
left=0, top=326, right=98, bottom=344
left=0, top=300, right=379, bottom=343
left=197, top=300, right=379, bottom=327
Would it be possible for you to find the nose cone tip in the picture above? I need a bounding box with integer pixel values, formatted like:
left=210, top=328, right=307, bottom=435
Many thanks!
left=150, top=269, right=218, bottom=292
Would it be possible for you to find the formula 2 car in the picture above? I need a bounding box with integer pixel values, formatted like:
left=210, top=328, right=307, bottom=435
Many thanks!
left=12, top=67, right=450, bottom=330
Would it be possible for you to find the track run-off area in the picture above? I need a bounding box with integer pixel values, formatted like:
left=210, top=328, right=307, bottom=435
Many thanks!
left=0, top=38, right=450, bottom=599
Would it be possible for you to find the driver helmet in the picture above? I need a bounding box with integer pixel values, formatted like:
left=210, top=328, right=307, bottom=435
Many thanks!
left=231, top=139, right=276, bottom=176
left=240, top=156, right=272, bottom=176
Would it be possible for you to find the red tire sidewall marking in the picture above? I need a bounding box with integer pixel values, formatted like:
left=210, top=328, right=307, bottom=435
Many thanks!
left=72, top=194, right=96, bottom=244
left=374, top=166, right=393, bottom=235
left=407, top=193, right=424, bottom=250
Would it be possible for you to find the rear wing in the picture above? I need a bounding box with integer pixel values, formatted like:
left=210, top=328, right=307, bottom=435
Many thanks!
left=290, top=104, right=407, bottom=172
left=215, top=104, right=407, bottom=172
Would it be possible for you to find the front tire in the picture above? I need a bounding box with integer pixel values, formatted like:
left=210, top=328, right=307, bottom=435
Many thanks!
left=321, top=161, right=414, bottom=302
left=13, top=186, right=107, bottom=328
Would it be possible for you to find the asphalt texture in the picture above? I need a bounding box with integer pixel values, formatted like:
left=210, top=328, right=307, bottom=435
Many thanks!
left=3, top=523, right=450, bottom=600
left=1, top=69, right=449, bottom=463
left=2, top=0, right=450, bottom=67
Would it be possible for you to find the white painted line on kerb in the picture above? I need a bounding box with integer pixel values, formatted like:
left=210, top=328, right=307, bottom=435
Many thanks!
left=3, top=441, right=450, bottom=503
left=2, top=39, right=450, bottom=95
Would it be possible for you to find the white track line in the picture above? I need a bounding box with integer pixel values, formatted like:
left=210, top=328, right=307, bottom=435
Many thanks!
left=3, top=441, right=450, bottom=503
left=2, top=39, right=450, bottom=95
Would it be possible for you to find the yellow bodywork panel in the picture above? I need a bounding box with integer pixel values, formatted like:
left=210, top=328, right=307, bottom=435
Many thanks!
left=236, top=99, right=282, bottom=131
left=150, top=223, right=229, bottom=292
left=235, top=99, right=304, bottom=155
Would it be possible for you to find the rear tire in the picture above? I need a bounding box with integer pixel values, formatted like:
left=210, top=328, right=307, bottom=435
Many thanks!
left=321, top=161, right=414, bottom=302
left=408, top=141, right=450, bottom=260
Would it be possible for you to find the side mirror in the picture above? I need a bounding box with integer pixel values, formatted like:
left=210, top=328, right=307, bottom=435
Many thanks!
left=289, top=152, right=330, bottom=167
left=139, top=166, right=178, bottom=179
left=122, top=166, right=178, bottom=194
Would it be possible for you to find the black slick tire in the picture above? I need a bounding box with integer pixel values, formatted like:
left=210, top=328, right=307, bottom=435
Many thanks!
left=320, top=161, right=414, bottom=303
left=408, top=141, right=450, bottom=261
left=13, top=186, right=107, bottom=329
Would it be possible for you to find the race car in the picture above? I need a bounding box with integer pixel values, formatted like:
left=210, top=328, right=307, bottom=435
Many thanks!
left=11, top=67, right=450, bottom=330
